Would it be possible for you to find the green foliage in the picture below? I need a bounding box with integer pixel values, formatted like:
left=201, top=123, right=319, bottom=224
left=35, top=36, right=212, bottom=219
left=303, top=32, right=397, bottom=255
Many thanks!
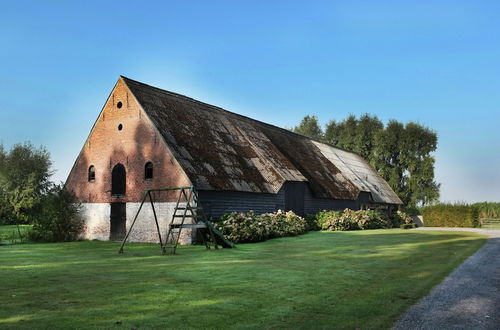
left=291, top=115, right=324, bottom=140
left=0, top=142, right=53, bottom=224
left=391, top=210, right=413, bottom=227
left=304, top=214, right=321, bottom=231
left=316, top=209, right=389, bottom=231
left=325, top=114, right=383, bottom=159
left=421, top=203, right=480, bottom=228
left=402, top=205, right=422, bottom=216
left=316, top=210, right=342, bottom=229
left=473, top=202, right=500, bottom=218
left=28, top=185, right=83, bottom=242
left=400, top=223, right=417, bottom=229
left=293, top=114, right=440, bottom=207
left=215, top=210, right=306, bottom=243
left=0, top=225, right=32, bottom=245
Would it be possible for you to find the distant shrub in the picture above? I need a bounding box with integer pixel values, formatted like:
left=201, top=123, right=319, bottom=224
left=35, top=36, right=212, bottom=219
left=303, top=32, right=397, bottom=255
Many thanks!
left=317, top=209, right=389, bottom=231
left=421, top=203, right=480, bottom=228
left=400, top=223, right=417, bottom=229
left=401, top=205, right=421, bottom=217
left=473, top=202, right=500, bottom=219
left=28, top=186, right=84, bottom=242
left=215, top=210, right=307, bottom=243
left=390, top=210, right=413, bottom=227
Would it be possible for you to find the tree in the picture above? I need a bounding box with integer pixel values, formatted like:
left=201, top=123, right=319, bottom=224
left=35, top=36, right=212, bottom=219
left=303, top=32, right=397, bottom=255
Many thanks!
left=372, top=120, right=406, bottom=200
left=324, top=119, right=340, bottom=146
left=0, top=144, right=12, bottom=224
left=400, top=122, right=440, bottom=206
left=355, top=114, right=383, bottom=160
left=29, top=184, right=83, bottom=242
left=291, top=115, right=440, bottom=207
left=0, top=143, right=53, bottom=224
left=292, top=115, right=324, bottom=140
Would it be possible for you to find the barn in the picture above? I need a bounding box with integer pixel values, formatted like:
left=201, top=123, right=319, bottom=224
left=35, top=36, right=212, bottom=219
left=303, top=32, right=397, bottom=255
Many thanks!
left=65, top=76, right=402, bottom=244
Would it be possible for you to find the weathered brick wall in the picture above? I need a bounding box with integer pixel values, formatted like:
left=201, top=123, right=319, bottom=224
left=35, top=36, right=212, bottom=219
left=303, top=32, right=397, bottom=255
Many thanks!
left=66, top=78, right=193, bottom=243
left=66, top=78, right=191, bottom=204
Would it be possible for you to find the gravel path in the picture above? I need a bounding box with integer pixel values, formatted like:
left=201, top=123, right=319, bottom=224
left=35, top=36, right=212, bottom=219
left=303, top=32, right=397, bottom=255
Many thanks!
left=393, top=228, right=500, bottom=330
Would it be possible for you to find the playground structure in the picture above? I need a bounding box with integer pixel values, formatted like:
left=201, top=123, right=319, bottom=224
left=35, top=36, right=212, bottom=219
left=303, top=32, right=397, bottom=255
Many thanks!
left=118, top=186, right=235, bottom=255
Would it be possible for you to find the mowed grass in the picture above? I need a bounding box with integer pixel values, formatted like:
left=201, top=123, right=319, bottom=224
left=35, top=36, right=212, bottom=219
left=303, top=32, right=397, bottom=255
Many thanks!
left=0, top=225, right=31, bottom=244
left=0, top=230, right=486, bottom=329
left=480, top=218, right=500, bottom=229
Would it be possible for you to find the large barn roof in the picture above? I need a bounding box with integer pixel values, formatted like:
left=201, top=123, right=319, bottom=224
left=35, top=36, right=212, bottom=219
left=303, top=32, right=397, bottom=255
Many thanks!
left=122, top=76, right=402, bottom=204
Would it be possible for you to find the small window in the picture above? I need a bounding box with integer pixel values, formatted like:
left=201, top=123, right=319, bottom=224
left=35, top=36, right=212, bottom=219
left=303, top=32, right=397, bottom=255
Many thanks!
left=117, top=101, right=123, bottom=109
left=118, top=124, right=123, bottom=131
left=88, top=165, right=95, bottom=182
left=145, top=162, right=153, bottom=180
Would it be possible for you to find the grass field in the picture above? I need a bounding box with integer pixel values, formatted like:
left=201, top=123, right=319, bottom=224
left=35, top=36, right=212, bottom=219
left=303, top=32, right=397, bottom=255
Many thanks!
left=0, top=230, right=486, bottom=329
left=480, top=218, right=500, bottom=229
left=0, top=225, right=31, bottom=244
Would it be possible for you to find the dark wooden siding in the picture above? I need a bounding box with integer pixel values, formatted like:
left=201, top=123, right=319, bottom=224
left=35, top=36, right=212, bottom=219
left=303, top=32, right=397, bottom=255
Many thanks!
left=199, top=184, right=378, bottom=219
left=198, top=190, right=285, bottom=219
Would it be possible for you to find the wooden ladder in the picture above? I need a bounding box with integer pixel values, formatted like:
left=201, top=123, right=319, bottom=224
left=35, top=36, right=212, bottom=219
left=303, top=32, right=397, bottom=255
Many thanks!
left=118, top=186, right=218, bottom=255
left=162, top=187, right=219, bottom=254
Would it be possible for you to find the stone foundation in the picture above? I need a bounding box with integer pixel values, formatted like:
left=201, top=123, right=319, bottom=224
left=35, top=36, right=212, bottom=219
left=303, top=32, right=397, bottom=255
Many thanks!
left=79, top=202, right=195, bottom=244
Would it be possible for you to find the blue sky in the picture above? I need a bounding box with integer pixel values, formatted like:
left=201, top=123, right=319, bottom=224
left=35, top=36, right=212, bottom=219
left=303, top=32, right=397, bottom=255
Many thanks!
left=1, top=1, right=499, bottom=202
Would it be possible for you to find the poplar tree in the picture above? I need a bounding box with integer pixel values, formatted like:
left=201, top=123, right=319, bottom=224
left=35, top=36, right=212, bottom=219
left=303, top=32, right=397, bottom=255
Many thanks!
left=293, top=114, right=439, bottom=206
left=292, top=115, right=324, bottom=141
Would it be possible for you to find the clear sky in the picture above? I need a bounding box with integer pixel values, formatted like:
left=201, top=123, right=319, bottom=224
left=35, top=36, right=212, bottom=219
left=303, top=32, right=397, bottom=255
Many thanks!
left=1, top=1, right=499, bottom=202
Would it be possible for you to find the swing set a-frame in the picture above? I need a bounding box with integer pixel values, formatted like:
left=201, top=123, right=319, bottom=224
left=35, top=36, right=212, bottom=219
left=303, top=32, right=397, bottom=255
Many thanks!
left=118, top=186, right=235, bottom=255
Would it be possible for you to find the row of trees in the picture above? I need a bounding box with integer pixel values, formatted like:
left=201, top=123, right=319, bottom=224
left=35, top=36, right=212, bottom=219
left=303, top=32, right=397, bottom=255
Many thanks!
left=292, top=114, right=440, bottom=207
left=0, top=143, right=82, bottom=241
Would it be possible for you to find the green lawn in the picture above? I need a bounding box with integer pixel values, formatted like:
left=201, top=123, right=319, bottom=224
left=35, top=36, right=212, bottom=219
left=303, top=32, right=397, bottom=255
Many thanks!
left=0, top=230, right=486, bottom=329
left=0, top=225, right=31, bottom=244
left=480, top=218, right=500, bottom=229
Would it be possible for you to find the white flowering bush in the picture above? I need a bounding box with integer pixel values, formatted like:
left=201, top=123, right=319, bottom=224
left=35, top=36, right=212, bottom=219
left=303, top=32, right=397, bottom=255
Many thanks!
left=319, top=209, right=389, bottom=231
left=215, top=210, right=306, bottom=243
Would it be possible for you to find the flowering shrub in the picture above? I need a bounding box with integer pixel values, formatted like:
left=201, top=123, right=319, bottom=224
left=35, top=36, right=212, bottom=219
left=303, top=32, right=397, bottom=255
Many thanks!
left=316, top=210, right=342, bottom=230
left=215, top=211, right=266, bottom=243
left=215, top=210, right=306, bottom=243
left=265, top=210, right=307, bottom=237
left=387, top=210, right=413, bottom=227
left=317, top=209, right=389, bottom=231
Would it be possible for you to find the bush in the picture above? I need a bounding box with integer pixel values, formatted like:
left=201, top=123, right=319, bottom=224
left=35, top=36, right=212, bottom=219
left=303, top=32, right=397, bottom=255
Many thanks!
left=316, top=210, right=342, bottom=230
left=28, top=186, right=83, bottom=242
left=304, top=214, right=321, bottom=231
left=473, top=202, right=500, bottom=218
left=400, top=223, right=417, bottom=229
left=317, top=209, right=389, bottom=231
left=215, top=210, right=306, bottom=243
left=421, top=203, right=480, bottom=228
left=390, top=210, right=413, bottom=227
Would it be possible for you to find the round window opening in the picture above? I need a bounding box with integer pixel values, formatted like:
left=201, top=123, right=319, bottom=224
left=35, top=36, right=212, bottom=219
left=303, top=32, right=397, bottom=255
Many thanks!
left=118, top=124, right=123, bottom=131
left=117, top=101, right=123, bottom=109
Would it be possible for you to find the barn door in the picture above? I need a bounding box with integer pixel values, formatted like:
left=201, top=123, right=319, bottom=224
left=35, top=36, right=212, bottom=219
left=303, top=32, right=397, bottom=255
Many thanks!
left=110, top=203, right=126, bottom=241
left=284, top=182, right=305, bottom=216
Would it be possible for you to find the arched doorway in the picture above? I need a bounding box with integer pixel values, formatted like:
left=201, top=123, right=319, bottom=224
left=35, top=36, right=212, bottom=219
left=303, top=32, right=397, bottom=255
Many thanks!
left=110, top=164, right=126, bottom=241
left=112, top=163, right=126, bottom=196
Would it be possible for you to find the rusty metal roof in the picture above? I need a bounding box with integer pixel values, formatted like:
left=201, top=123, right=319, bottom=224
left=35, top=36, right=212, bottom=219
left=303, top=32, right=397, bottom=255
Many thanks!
left=123, top=76, right=402, bottom=204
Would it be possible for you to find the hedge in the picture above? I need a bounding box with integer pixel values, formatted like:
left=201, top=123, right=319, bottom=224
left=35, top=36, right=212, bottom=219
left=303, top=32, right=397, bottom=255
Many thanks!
left=421, top=203, right=480, bottom=228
